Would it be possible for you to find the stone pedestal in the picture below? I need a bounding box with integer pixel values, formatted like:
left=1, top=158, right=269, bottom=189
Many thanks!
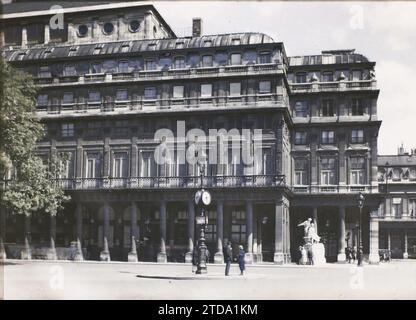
left=21, top=237, right=31, bottom=260
left=100, top=237, right=111, bottom=262
left=244, top=252, right=254, bottom=264
left=274, top=252, right=284, bottom=264
left=128, top=236, right=138, bottom=262
left=47, top=237, right=57, bottom=260
left=337, top=253, right=346, bottom=263
left=0, top=238, right=6, bottom=260
left=185, top=251, right=193, bottom=263
left=311, top=243, right=326, bottom=265
left=369, top=253, right=380, bottom=264
left=214, top=252, right=224, bottom=264
left=73, top=239, right=84, bottom=261
left=403, top=252, right=409, bottom=259
left=256, top=253, right=263, bottom=263
left=157, top=252, right=167, bottom=263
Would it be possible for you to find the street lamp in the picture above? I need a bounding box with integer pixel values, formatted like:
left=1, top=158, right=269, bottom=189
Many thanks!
left=357, top=192, right=365, bottom=266
left=194, top=150, right=211, bottom=274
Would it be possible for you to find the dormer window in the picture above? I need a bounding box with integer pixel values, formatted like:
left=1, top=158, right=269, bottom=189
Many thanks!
left=175, top=42, right=184, bottom=49
left=147, top=43, right=156, bottom=50
left=203, top=40, right=212, bottom=47
left=232, top=38, right=241, bottom=45
left=121, top=45, right=130, bottom=53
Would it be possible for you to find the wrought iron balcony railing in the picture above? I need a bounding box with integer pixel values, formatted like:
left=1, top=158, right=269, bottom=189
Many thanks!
left=1, top=175, right=287, bottom=191
left=289, top=80, right=377, bottom=93
left=35, top=93, right=285, bottom=115
left=33, top=63, right=283, bottom=87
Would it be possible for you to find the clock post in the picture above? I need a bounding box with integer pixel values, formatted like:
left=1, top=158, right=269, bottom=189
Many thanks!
left=194, top=162, right=211, bottom=274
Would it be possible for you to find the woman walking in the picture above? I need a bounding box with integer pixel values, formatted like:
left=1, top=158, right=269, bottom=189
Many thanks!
left=237, top=245, right=246, bottom=275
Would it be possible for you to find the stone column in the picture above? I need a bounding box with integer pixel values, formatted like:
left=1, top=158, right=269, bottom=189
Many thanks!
left=285, top=207, right=291, bottom=263
left=157, top=201, right=167, bottom=263
left=257, top=215, right=263, bottom=262
left=21, top=26, right=27, bottom=48
left=214, top=200, right=224, bottom=263
left=44, top=24, right=50, bottom=44
left=185, top=200, right=195, bottom=263
left=130, top=202, right=138, bottom=240
left=100, top=202, right=111, bottom=261
left=274, top=201, right=284, bottom=264
left=128, top=202, right=138, bottom=262
left=387, top=229, right=391, bottom=251
left=24, top=214, right=31, bottom=242
left=168, top=211, right=175, bottom=250
left=0, top=206, right=6, bottom=242
left=75, top=203, right=83, bottom=241
left=245, top=201, right=254, bottom=263
left=403, top=229, right=408, bottom=259
left=22, top=214, right=32, bottom=259
left=253, top=211, right=258, bottom=263
left=369, top=217, right=380, bottom=264
left=337, top=206, right=346, bottom=262
left=312, top=206, right=318, bottom=234
left=48, top=215, right=57, bottom=260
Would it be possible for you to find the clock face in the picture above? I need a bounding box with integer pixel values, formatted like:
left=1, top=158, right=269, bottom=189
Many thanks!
left=202, top=190, right=211, bottom=205
left=194, top=190, right=202, bottom=205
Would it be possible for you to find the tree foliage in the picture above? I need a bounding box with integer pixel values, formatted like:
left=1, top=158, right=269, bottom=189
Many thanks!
left=0, top=60, right=70, bottom=216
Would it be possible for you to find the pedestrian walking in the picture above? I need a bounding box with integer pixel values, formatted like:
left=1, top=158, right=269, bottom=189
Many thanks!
left=224, top=242, right=233, bottom=276
left=238, top=245, right=246, bottom=275
left=351, top=246, right=357, bottom=263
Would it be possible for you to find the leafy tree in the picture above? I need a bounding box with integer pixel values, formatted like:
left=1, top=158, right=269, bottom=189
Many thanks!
left=0, top=60, right=70, bottom=217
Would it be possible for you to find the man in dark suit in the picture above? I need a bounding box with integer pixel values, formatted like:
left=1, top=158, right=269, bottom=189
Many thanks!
left=224, top=242, right=233, bottom=276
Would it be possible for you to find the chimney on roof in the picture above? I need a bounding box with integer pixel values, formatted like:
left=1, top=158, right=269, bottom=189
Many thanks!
left=398, top=143, right=405, bottom=156
left=192, top=18, right=202, bottom=37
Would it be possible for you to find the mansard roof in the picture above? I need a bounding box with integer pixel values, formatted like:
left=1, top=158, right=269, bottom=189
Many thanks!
left=4, top=32, right=278, bottom=62
left=378, top=155, right=416, bottom=167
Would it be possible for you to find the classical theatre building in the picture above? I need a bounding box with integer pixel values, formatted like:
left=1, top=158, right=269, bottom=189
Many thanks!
left=1, top=2, right=415, bottom=264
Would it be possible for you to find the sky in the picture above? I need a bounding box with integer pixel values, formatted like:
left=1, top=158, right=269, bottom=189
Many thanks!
left=154, top=1, right=416, bottom=155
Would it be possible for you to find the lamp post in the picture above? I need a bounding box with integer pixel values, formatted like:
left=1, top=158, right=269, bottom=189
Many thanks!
left=357, top=192, right=365, bottom=266
left=194, top=152, right=211, bottom=274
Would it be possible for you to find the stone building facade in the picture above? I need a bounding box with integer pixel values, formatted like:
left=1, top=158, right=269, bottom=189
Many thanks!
left=0, top=2, right=414, bottom=264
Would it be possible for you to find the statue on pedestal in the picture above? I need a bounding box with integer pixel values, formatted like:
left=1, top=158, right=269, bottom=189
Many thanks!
left=297, top=218, right=326, bottom=265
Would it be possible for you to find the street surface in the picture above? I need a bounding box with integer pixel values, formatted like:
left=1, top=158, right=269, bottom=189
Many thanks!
left=2, top=260, right=416, bottom=299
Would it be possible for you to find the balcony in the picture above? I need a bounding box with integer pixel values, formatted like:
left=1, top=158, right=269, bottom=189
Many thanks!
left=292, top=184, right=372, bottom=194
left=33, top=63, right=284, bottom=88
left=0, top=175, right=286, bottom=191
left=35, top=93, right=285, bottom=117
left=289, top=80, right=377, bottom=93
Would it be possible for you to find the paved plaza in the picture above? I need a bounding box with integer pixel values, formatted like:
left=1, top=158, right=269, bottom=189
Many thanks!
left=1, top=260, right=416, bottom=300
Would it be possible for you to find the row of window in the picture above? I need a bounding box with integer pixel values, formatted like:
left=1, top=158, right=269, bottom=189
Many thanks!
left=294, top=157, right=367, bottom=185
left=36, top=80, right=274, bottom=105
left=77, top=20, right=142, bottom=37
left=292, top=70, right=370, bottom=83
left=36, top=51, right=273, bottom=78
left=293, top=98, right=365, bottom=117
left=294, top=130, right=365, bottom=145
